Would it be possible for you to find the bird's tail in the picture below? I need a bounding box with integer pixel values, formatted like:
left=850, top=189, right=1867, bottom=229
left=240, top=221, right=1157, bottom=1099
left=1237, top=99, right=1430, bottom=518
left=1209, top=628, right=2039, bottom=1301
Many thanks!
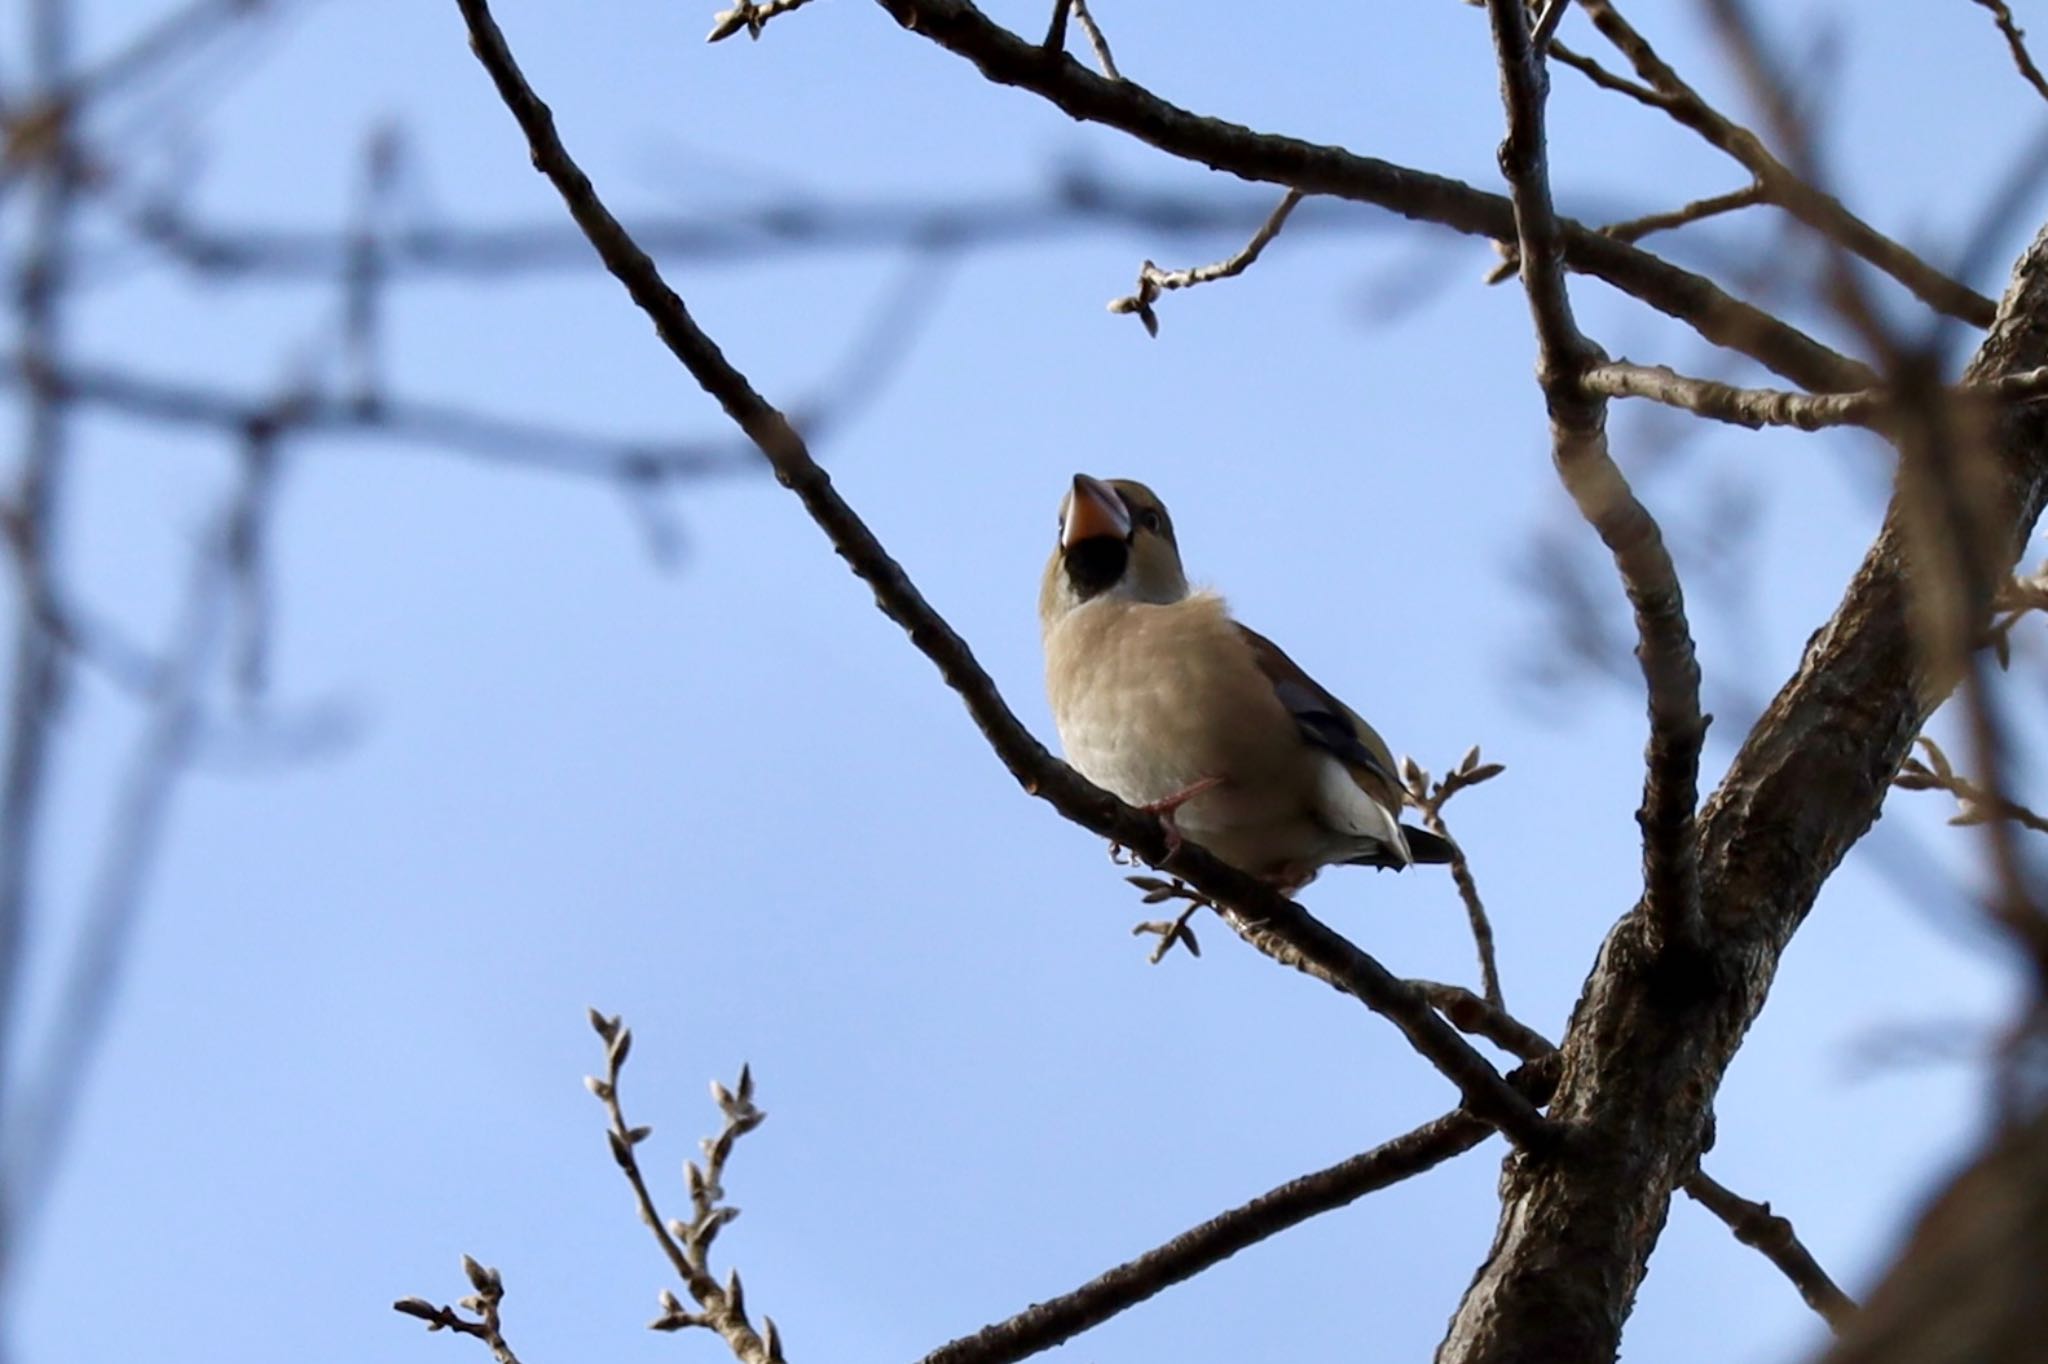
left=1342, top=824, right=1457, bottom=870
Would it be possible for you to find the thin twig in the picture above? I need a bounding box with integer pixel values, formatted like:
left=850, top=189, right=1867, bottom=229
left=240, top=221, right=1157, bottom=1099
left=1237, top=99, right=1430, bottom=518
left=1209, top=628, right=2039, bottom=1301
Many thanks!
left=706, top=0, right=818, bottom=43
left=1108, top=188, right=1303, bottom=334
left=1401, top=748, right=1509, bottom=1010
left=1549, top=39, right=1665, bottom=107
left=916, top=1063, right=1558, bottom=1364
left=1067, top=0, right=1119, bottom=79
left=454, top=0, right=1552, bottom=1150
left=584, top=1013, right=785, bottom=1363
left=395, top=1257, right=526, bottom=1364
left=1601, top=183, right=1766, bottom=243
left=1582, top=360, right=2048, bottom=431
left=1485, top=0, right=1706, bottom=952
left=1486, top=184, right=1766, bottom=285
left=1422, top=982, right=1859, bottom=1330
left=1896, top=735, right=2048, bottom=836
left=1970, top=0, right=2048, bottom=107
left=1683, top=1173, right=1858, bottom=1329
left=867, top=0, right=1874, bottom=393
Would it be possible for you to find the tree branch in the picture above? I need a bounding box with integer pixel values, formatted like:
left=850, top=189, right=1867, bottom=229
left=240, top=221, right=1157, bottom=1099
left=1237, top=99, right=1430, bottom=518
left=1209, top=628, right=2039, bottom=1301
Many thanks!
left=1575, top=0, right=1996, bottom=326
left=1968, top=0, right=2048, bottom=109
left=1484, top=0, right=1705, bottom=954
left=916, top=1065, right=1556, bottom=1364
left=1433, top=217, right=2048, bottom=1364
left=1682, top=1172, right=1858, bottom=1330
left=1418, top=981, right=1857, bottom=1332
left=452, top=0, right=1551, bottom=1151
left=1107, top=188, right=1303, bottom=335
left=1582, top=359, right=2048, bottom=431
left=865, top=0, right=1874, bottom=393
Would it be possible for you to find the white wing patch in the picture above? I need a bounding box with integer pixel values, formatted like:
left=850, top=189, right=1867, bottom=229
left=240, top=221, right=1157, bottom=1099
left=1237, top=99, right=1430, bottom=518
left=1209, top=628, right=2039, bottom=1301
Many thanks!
left=1313, top=752, right=1412, bottom=866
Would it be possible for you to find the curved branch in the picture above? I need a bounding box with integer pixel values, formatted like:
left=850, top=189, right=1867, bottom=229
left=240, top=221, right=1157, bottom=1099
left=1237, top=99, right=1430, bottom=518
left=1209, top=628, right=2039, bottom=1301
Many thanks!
left=866, top=0, right=1873, bottom=394
left=1484, top=0, right=1705, bottom=953
left=917, top=1067, right=1556, bottom=1364
left=452, top=0, right=1551, bottom=1152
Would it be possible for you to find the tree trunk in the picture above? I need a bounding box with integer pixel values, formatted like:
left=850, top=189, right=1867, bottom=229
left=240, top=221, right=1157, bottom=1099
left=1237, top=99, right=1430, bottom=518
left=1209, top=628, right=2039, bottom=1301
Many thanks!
left=1436, top=222, right=2048, bottom=1364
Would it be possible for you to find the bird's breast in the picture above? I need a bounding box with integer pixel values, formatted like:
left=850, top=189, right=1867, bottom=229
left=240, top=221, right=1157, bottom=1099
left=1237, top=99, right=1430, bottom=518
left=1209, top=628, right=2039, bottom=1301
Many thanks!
left=1043, top=595, right=1297, bottom=811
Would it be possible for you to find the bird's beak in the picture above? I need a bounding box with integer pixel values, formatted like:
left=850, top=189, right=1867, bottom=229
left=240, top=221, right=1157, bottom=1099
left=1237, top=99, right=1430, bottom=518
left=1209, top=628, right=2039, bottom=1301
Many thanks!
left=1063, top=474, right=1131, bottom=549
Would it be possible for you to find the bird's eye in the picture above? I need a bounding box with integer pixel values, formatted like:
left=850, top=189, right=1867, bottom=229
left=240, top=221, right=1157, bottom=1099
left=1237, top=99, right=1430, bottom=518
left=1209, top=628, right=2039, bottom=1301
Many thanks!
left=1137, top=508, right=1163, bottom=533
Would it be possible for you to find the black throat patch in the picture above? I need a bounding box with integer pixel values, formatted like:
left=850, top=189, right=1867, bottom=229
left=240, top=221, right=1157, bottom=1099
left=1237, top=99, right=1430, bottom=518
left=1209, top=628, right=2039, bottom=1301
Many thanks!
left=1063, top=537, right=1129, bottom=600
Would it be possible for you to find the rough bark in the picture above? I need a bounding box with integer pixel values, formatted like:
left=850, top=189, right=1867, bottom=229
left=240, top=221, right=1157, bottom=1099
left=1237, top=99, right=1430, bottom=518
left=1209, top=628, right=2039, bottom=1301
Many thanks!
left=1435, top=224, right=2048, bottom=1364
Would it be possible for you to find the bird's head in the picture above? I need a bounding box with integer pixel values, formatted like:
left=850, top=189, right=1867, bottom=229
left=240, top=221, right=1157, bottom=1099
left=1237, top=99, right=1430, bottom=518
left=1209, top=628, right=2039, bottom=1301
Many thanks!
left=1040, top=473, right=1190, bottom=624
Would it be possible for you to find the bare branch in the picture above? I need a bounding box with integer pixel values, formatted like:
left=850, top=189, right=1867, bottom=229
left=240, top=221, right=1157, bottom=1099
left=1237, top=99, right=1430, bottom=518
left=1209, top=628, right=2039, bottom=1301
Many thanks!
left=1600, top=183, right=1766, bottom=244
left=1583, top=359, right=2048, bottom=431
left=1420, top=980, right=1858, bottom=1331
left=395, top=1258, right=526, bottom=1364
left=1435, top=217, right=2048, bottom=1364
left=1896, top=735, right=2048, bottom=836
left=1485, top=0, right=1706, bottom=953
left=1485, top=184, right=1766, bottom=286
left=1683, top=1173, right=1859, bottom=1330
left=1402, top=749, right=1509, bottom=1009
left=1066, top=0, right=1119, bottom=80
left=867, top=0, right=1873, bottom=392
left=1108, top=189, right=1303, bottom=334
left=1969, top=0, right=2048, bottom=108
left=1548, top=38, right=1665, bottom=107
left=453, top=0, right=1553, bottom=1150
left=915, top=1068, right=1557, bottom=1364
left=583, top=1014, right=784, bottom=1364
left=706, top=0, right=819, bottom=44
left=1577, top=0, right=1996, bottom=326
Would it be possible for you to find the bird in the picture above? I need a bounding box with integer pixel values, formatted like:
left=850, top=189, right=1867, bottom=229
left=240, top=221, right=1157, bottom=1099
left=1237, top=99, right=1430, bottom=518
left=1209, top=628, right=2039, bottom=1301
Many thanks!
left=1040, top=473, right=1455, bottom=891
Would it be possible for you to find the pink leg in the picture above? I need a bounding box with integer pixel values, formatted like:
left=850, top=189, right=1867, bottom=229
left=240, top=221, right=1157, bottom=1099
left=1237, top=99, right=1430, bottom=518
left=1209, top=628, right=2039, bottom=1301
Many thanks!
left=1140, top=775, right=1225, bottom=860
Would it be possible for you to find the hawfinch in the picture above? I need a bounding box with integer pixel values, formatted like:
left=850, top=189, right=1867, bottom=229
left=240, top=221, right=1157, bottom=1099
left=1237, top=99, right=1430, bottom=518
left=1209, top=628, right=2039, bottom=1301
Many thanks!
left=1040, top=474, right=1453, bottom=890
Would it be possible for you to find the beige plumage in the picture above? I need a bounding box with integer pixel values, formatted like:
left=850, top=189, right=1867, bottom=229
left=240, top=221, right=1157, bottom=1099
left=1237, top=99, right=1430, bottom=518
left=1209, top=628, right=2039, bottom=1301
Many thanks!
left=1040, top=474, right=1452, bottom=889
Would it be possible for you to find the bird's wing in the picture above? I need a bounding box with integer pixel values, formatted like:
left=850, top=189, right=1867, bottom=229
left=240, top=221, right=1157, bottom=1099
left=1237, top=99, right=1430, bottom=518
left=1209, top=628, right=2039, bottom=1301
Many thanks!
left=1235, top=624, right=1406, bottom=813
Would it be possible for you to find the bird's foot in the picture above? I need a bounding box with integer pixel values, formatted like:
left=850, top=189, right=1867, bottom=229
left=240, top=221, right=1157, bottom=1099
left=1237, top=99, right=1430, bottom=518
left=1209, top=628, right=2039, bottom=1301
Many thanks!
left=1126, top=874, right=1211, bottom=964
left=1138, top=775, right=1225, bottom=862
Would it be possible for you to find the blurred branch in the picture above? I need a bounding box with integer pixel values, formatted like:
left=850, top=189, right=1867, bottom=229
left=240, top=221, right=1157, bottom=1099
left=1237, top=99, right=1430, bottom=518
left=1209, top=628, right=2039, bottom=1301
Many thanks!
left=1401, top=747, right=1508, bottom=1009
left=2, top=356, right=772, bottom=481
left=1969, top=0, right=2048, bottom=108
left=863, top=0, right=1873, bottom=392
left=3, top=429, right=283, bottom=1243
left=111, top=176, right=1369, bottom=283
left=0, top=0, right=78, bottom=1287
left=1108, top=188, right=1302, bottom=335
left=1547, top=39, right=1663, bottom=106
left=1486, top=183, right=1767, bottom=285
left=455, top=0, right=1554, bottom=1151
left=916, top=1064, right=1559, bottom=1364
left=1896, top=735, right=2048, bottom=836
left=1485, top=0, right=1706, bottom=953
left=1575, top=0, right=1996, bottom=325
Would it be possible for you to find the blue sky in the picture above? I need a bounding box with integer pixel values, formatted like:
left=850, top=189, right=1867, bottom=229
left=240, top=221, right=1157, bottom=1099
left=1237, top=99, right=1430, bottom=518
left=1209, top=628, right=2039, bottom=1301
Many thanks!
left=9, top=1, right=2046, bottom=1361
